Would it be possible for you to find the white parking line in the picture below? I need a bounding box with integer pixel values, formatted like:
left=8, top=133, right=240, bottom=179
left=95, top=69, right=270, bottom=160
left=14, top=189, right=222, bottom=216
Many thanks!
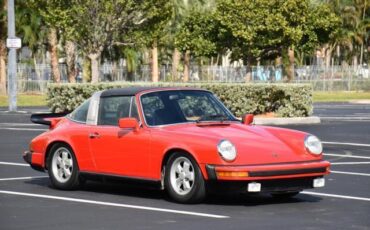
left=0, top=127, right=47, bottom=131
left=324, top=153, right=370, bottom=159
left=0, top=190, right=229, bottom=219
left=320, top=117, right=370, bottom=120
left=0, top=176, right=48, bottom=181
left=0, top=161, right=29, bottom=166
left=322, top=141, right=370, bottom=147
left=331, top=162, right=370, bottom=165
left=302, top=191, right=370, bottom=202
left=0, top=123, right=40, bottom=126
left=331, top=171, right=370, bottom=177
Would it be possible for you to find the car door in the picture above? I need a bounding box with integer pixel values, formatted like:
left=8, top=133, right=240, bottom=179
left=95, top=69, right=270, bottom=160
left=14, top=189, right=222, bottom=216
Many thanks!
left=88, top=96, right=151, bottom=178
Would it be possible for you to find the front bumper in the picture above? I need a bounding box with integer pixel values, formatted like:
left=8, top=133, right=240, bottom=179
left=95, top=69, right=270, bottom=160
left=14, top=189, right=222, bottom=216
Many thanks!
left=206, top=176, right=322, bottom=193
left=204, top=160, right=330, bottom=193
left=206, top=160, right=330, bottom=181
left=23, top=151, right=44, bottom=172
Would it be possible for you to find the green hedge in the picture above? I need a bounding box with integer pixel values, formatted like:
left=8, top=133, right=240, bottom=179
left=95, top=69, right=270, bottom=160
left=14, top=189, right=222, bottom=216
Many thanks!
left=47, top=82, right=313, bottom=117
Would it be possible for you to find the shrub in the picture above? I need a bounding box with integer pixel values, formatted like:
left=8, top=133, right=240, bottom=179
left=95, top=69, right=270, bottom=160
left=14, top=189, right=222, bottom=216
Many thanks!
left=47, top=82, right=313, bottom=117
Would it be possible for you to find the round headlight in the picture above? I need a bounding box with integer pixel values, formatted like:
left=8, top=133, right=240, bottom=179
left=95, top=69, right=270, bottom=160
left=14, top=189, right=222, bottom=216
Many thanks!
left=217, top=140, right=237, bottom=161
left=304, top=135, right=323, bottom=155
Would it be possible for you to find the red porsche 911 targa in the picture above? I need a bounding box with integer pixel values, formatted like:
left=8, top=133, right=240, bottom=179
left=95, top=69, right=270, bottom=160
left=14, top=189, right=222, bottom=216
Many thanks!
left=24, top=87, right=330, bottom=203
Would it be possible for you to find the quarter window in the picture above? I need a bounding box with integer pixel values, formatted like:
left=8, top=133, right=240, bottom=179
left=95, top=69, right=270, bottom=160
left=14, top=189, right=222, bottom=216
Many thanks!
left=69, top=99, right=91, bottom=123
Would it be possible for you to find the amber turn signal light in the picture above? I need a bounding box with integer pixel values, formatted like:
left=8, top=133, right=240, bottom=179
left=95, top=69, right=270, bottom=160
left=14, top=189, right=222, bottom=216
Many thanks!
left=216, top=171, right=249, bottom=178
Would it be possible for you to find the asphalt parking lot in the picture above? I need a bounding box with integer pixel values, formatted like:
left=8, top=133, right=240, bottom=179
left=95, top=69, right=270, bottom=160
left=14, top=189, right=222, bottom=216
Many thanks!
left=0, top=103, right=369, bottom=230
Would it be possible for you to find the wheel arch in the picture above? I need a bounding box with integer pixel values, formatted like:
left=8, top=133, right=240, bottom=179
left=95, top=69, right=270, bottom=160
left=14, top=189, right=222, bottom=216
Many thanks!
left=161, top=148, right=206, bottom=180
left=44, top=141, right=75, bottom=170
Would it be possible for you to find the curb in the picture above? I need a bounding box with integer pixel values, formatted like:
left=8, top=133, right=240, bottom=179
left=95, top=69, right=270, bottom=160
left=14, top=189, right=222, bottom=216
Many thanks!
left=350, top=100, right=370, bottom=104
left=254, top=116, right=321, bottom=125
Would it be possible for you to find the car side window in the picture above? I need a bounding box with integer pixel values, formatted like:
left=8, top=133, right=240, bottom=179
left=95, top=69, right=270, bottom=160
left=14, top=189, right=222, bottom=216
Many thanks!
left=69, top=99, right=91, bottom=123
left=98, top=96, right=139, bottom=126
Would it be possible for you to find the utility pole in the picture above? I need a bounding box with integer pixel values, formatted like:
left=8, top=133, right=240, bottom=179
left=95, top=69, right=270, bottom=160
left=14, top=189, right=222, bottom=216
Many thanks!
left=6, top=0, right=19, bottom=112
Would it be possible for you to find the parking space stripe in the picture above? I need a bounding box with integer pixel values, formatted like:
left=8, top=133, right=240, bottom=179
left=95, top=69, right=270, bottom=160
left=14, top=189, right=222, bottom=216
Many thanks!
left=0, top=161, right=29, bottom=166
left=322, top=141, right=370, bottom=147
left=324, top=153, right=370, bottom=159
left=0, top=190, right=229, bottom=219
left=302, top=191, right=370, bottom=202
left=0, top=123, right=40, bottom=126
left=0, top=127, right=47, bottom=131
left=0, top=176, right=48, bottom=181
left=331, top=162, right=370, bottom=165
left=331, top=171, right=370, bottom=177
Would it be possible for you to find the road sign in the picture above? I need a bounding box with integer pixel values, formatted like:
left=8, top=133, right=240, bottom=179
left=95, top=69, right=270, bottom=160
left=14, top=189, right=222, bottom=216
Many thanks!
left=6, top=37, right=22, bottom=49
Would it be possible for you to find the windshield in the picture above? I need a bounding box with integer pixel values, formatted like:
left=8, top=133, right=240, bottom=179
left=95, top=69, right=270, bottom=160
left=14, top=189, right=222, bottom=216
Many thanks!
left=140, top=90, right=237, bottom=126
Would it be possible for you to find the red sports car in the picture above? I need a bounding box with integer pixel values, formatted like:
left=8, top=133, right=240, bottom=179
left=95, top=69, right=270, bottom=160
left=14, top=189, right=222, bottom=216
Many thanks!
left=24, top=87, right=330, bottom=203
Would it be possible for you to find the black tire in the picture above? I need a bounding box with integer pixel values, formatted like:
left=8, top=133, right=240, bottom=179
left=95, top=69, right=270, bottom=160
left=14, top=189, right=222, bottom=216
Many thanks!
left=271, top=191, right=300, bottom=199
left=47, top=143, right=81, bottom=190
left=164, top=152, right=206, bottom=203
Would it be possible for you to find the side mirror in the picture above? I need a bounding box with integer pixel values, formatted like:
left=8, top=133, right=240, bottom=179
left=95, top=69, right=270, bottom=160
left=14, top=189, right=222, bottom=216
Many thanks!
left=118, top=118, right=139, bottom=131
left=242, top=114, right=254, bottom=125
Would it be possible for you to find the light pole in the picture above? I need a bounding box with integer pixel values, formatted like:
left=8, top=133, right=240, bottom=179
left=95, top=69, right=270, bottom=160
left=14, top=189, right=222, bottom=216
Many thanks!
left=6, top=0, right=19, bottom=112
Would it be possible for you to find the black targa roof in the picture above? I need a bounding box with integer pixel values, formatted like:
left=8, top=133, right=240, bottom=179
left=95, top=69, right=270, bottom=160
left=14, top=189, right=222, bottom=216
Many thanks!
left=100, top=86, right=207, bottom=97
left=100, top=87, right=159, bottom=97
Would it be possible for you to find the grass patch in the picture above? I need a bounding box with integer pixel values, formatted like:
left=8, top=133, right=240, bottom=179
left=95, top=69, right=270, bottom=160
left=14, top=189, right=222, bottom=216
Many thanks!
left=0, top=94, right=47, bottom=107
left=313, top=91, right=370, bottom=102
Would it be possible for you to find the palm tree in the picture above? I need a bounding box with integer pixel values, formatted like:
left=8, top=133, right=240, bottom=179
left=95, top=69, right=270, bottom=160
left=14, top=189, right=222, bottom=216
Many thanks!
left=328, top=0, right=370, bottom=66
left=169, top=0, right=215, bottom=81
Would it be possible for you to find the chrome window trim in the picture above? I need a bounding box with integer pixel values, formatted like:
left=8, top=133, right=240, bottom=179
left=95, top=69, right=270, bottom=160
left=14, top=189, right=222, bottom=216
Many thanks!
left=129, top=96, right=133, bottom=117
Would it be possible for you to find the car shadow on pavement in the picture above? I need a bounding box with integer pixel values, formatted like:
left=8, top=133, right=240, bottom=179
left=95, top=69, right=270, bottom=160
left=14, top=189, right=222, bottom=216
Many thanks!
left=204, top=193, right=322, bottom=206
left=24, top=178, right=322, bottom=206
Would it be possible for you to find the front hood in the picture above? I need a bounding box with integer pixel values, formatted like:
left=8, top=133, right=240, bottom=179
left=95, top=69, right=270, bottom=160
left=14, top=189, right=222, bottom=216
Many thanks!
left=161, top=123, right=317, bottom=165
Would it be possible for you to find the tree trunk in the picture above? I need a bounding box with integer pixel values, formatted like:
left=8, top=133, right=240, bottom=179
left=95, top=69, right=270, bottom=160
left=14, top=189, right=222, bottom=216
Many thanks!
left=48, top=28, right=61, bottom=83
left=353, top=55, right=358, bottom=68
left=88, top=53, right=100, bottom=83
left=151, top=41, right=159, bottom=82
left=82, top=57, right=91, bottom=83
left=183, top=50, right=190, bottom=82
left=286, top=47, right=295, bottom=82
left=171, top=48, right=180, bottom=80
left=245, top=56, right=252, bottom=82
left=0, top=40, right=6, bottom=94
left=325, top=47, right=333, bottom=69
left=65, top=40, right=76, bottom=83
left=275, top=56, right=282, bottom=66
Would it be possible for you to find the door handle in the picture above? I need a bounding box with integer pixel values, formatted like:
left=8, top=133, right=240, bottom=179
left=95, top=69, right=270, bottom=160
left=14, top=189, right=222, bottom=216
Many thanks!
left=89, top=132, right=100, bottom=139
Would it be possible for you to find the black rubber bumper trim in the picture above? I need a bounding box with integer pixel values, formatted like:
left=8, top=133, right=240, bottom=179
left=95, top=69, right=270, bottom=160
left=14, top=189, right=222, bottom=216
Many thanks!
left=206, top=165, right=217, bottom=180
left=23, top=151, right=32, bottom=164
left=249, top=167, right=327, bottom=177
left=23, top=151, right=44, bottom=172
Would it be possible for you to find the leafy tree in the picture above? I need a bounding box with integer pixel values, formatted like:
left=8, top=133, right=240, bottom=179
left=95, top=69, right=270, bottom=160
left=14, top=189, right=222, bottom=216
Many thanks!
left=28, top=0, right=70, bottom=83
left=57, top=0, right=171, bottom=83
left=169, top=0, right=215, bottom=81
left=175, top=0, right=340, bottom=81
left=130, top=0, right=173, bottom=82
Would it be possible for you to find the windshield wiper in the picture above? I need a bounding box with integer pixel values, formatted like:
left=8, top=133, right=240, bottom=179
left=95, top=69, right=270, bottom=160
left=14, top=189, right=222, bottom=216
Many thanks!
left=196, top=114, right=228, bottom=123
